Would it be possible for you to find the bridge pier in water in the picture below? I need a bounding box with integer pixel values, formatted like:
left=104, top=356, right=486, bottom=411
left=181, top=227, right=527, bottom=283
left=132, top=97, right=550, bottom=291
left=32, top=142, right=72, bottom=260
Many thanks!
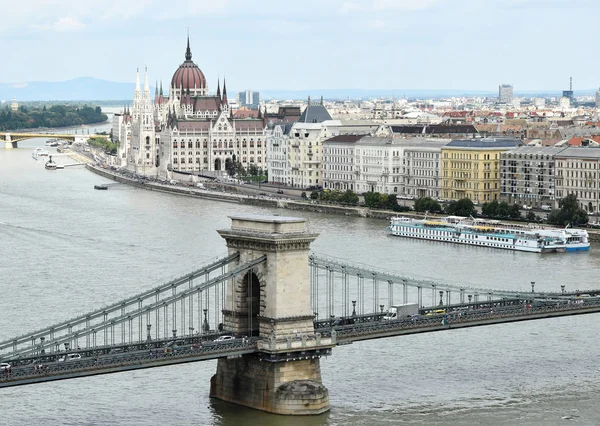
left=211, top=214, right=332, bottom=415
left=3, top=134, right=16, bottom=149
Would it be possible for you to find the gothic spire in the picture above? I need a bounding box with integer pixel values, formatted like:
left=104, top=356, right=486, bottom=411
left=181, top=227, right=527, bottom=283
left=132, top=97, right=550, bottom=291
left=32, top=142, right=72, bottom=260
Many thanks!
left=185, top=34, right=192, bottom=61
left=135, top=68, right=140, bottom=91
left=159, top=80, right=163, bottom=96
left=143, top=67, right=149, bottom=92
left=222, top=78, right=228, bottom=105
left=216, top=79, right=221, bottom=98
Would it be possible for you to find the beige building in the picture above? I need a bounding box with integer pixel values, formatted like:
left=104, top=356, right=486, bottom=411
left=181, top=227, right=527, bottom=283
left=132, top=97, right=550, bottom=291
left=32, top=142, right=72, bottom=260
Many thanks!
left=442, top=138, right=523, bottom=202
left=555, top=147, right=600, bottom=213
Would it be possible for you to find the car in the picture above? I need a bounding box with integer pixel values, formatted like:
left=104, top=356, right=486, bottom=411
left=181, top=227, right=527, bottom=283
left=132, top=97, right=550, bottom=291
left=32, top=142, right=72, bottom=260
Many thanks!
left=213, top=335, right=235, bottom=342
left=58, top=353, right=82, bottom=362
left=0, top=362, right=11, bottom=372
left=277, top=190, right=284, bottom=194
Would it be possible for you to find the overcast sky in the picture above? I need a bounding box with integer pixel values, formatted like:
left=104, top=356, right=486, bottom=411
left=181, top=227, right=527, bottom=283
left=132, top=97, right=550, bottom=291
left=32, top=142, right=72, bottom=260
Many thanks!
left=1, top=0, right=598, bottom=92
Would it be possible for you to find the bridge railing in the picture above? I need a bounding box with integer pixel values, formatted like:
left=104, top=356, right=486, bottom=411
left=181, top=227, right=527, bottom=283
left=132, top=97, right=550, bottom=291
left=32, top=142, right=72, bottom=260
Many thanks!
left=0, top=338, right=260, bottom=385
left=0, top=253, right=240, bottom=353
left=0, top=254, right=266, bottom=361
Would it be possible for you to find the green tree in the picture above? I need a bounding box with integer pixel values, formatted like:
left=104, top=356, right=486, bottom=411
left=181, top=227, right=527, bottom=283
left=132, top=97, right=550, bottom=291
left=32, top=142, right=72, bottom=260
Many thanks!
left=445, top=198, right=476, bottom=217
left=363, top=192, right=381, bottom=209
left=339, top=189, right=359, bottom=205
left=548, top=194, right=588, bottom=226
left=481, top=200, right=498, bottom=217
left=414, top=197, right=442, bottom=213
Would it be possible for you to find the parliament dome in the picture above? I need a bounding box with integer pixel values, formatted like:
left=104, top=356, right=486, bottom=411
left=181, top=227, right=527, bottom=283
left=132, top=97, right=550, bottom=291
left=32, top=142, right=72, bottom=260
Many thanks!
left=170, top=37, right=206, bottom=93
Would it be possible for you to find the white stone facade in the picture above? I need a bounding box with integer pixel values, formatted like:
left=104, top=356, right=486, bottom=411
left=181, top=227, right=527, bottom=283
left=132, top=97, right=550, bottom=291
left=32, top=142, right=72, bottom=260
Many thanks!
left=117, top=39, right=266, bottom=177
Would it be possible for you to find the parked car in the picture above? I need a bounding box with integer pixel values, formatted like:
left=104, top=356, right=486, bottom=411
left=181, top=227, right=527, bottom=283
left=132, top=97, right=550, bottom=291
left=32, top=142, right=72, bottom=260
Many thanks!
left=0, top=362, right=11, bottom=372
left=277, top=190, right=284, bottom=194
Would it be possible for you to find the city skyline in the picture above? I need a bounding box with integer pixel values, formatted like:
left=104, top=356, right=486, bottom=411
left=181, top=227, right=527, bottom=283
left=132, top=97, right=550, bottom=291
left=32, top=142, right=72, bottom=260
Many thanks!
left=2, top=0, right=599, bottom=92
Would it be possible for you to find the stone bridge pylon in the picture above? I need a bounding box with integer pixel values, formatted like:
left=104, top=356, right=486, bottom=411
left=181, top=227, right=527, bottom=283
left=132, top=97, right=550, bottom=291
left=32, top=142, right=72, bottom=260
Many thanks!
left=211, top=214, right=333, bottom=415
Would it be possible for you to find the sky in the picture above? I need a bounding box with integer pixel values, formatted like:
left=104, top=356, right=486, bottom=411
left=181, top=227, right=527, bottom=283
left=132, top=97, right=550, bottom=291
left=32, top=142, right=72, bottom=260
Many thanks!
left=1, top=0, right=599, bottom=92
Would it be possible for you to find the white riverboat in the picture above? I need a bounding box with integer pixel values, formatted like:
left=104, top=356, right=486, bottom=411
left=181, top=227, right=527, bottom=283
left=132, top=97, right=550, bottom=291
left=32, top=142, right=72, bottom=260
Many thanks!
left=388, top=216, right=590, bottom=253
left=32, top=148, right=50, bottom=159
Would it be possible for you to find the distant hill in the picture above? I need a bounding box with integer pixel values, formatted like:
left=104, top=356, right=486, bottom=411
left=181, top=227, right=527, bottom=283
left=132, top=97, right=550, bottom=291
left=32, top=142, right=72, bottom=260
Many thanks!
left=0, top=77, right=596, bottom=102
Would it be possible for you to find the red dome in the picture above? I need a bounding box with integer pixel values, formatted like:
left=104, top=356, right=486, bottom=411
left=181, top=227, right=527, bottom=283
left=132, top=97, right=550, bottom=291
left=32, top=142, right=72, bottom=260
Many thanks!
left=170, top=38, right=206, bottom=91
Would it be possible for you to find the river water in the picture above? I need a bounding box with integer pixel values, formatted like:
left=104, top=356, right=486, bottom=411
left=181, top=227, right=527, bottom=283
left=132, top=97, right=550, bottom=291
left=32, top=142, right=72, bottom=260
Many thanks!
left=2, top=121, right=600, bottom=425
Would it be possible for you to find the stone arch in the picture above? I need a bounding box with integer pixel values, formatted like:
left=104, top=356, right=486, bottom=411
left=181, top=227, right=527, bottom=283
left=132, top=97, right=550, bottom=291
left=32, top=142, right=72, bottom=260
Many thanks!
left=225, top=157, right=233, bottom=175
left=214, top=158, right=222, bottom=171
left=239, top=271, right=261, bottom=336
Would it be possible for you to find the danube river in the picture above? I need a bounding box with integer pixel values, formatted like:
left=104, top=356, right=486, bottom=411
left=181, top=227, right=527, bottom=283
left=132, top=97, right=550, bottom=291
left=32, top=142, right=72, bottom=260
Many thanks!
left=2, top=130, right=600, bottom=425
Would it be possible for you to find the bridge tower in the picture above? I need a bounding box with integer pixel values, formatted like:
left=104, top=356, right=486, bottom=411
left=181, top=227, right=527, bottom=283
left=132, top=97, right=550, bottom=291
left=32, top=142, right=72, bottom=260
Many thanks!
left=211, top=214, right=332, bottom=415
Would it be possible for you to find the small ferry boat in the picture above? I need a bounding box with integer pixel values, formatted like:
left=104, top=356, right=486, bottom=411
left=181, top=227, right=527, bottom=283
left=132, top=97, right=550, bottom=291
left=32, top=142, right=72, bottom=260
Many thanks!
left=32, top=148, right=50, bottom=159
left=94, top=184, right=108, bottom=190
left=388, top=216, right=590, bottom=253
left=45, top=156, right=58, bottom=170
left=45, top=140, right=59, bottom=147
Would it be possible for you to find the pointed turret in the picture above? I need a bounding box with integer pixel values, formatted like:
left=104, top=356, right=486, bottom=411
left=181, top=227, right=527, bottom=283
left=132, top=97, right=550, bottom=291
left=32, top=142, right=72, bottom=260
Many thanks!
left=155, top=80, right=159, bottom=103
left=320, top=95, right=324, bottom=105
left=159, top=81, right=163, bottom=96
left=144, top=67, right=150, bottom=92
left=216, top=79, right=221, bottom=99
left=222, top=78, right=228, bottom=106
left=257, top=106, right=262, bottom=119
left=135, top=68, right=140, bottom=91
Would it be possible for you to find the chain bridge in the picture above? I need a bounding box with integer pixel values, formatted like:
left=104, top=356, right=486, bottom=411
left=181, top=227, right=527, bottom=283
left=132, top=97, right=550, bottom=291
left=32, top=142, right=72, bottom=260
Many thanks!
left=1, top=214, right=599, bottom=415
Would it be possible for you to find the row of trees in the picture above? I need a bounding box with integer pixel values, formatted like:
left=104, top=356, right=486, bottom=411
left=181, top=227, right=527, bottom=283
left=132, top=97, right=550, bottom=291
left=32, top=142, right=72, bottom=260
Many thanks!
left=0, top=105, right=107, bottom=130
left=413, top=195, right=588, bottom=225
left=306, top=190, right=589, bottom=226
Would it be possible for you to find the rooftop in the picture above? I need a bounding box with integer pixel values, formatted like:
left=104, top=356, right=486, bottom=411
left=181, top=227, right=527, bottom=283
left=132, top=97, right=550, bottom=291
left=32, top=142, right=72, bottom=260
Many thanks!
left=444, top=138, right=523, bottom=149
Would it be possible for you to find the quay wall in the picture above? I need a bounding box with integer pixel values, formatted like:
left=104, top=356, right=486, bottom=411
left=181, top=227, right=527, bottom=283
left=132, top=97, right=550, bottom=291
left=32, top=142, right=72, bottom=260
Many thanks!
left=85, top=165, right=600, bottom=242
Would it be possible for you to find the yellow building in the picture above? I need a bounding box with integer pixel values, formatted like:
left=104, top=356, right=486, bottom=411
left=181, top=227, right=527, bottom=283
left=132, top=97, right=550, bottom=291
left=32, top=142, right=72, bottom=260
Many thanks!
left=441, top=138, right=523, bottom=203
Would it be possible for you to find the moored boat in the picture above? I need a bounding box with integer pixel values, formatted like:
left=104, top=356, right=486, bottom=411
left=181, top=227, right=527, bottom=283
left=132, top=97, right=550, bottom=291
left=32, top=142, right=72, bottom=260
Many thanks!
left=388, top=216, right=590, bottom=253
left=94, top=184, right=108, bottom=190
left=32, top=148, right=50, bottom=159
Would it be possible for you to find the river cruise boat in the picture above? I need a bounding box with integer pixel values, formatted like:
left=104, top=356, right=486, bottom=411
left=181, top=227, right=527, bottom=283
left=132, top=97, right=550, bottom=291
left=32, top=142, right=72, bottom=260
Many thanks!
left=388, top=216, right=590, bottom=253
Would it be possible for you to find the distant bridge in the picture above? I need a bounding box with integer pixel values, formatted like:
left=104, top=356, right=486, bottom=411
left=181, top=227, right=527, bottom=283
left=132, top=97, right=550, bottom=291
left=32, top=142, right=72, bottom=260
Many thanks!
left=1, top=131, right=108, bottom=148
left=1, top=215, right=598, bottom=415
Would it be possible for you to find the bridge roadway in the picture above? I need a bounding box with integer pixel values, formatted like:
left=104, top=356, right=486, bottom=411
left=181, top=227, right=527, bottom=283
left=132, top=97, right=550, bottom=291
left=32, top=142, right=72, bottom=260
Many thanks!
left=2, top=297, right=600, bottom=388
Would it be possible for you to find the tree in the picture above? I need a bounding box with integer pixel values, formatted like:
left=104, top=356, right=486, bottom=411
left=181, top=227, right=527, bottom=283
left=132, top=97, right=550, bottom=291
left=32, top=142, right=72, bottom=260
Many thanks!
left=363, top=192, right=381, bottom=209
left=339, top=189, right=359, bottom=205
left=445, top=198, right=476, bottom=217
left=481, top=200, right=498, bottom=217
left=414, top=197, right=442, bottom=213
left=547, top=194, right=588, bottom=226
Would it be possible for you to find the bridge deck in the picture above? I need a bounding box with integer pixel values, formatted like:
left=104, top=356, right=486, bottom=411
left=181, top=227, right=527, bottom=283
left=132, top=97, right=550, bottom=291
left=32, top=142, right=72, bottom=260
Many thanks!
left=2, top=300, right=599, bottom=388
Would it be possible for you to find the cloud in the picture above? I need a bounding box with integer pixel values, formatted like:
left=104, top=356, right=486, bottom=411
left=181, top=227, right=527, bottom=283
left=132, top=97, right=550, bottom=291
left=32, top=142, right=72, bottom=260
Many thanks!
left=34, top=17, right=85, bottom=32
left=373, top=0, right=447, bottom=10
left=340, top=1, right=362, bottom=13
left=368, top=19, right=386, bottom=29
